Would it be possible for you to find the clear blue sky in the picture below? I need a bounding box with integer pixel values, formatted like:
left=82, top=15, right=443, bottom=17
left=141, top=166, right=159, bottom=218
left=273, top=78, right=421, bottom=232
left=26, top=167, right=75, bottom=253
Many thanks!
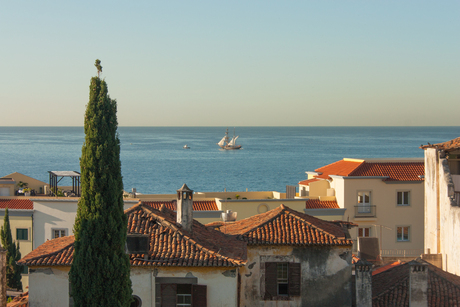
left=1, top=1, right=458, bottom=126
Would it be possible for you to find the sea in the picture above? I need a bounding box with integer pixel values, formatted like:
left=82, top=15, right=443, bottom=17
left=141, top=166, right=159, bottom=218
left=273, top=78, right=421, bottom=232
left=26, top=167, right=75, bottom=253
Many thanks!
left=0, top=127, right=458, bottom=194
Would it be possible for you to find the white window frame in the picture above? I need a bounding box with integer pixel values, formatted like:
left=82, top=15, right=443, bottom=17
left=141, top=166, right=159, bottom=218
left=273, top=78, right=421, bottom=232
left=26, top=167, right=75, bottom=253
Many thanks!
left=357, top=191, right=372, bottom=213
left=52, top=228, right=67, bottom=239
left=397, top=191, right=410, bottom=206
left=396, top=226, right=410, bottom=242
left=358, top=227, right=371, bottom=237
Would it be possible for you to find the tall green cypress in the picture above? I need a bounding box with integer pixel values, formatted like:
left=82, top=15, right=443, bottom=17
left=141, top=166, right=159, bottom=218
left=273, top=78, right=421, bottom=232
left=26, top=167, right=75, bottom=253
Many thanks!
left=1, top=208, right=22, bottom=290
left=70, top=60, right=132, bottom=306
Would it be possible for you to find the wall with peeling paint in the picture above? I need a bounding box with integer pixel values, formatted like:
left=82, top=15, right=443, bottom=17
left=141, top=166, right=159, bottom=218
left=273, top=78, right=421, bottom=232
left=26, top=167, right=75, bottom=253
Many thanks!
left=239, top=245, right=352, bottom=307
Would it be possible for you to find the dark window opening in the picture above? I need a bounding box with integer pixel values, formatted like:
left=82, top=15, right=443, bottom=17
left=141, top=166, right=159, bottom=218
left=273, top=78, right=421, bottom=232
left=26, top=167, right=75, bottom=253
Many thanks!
left=130, top=295, right=142, bottom=307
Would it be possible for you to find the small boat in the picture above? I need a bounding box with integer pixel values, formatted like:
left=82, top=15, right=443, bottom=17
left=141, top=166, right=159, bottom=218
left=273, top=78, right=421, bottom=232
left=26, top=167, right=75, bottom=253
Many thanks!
left=217, top=128, right=242, bottom=150
left=183, top=145, right=190, bottom=149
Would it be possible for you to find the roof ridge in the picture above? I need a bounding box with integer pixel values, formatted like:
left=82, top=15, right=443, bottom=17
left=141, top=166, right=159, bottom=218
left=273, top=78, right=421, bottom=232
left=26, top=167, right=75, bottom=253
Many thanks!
left=284, top=209, right=344, bottom=240
left=20, top=236, right=75, bottom=264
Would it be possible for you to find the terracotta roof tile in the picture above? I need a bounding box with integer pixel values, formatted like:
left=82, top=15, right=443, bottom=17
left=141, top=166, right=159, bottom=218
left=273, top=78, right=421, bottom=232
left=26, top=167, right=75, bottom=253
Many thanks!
left=421, top=136, right=460, bottom=151
left=142, top=200, right=218, bottom=211
left=310, top=159, right=424, bottom=182
left=305, top=199, right=339, bottom=209
left=7, top=291, right=28, bottom=307
left=372, top=259, right=460, bottom=307
left=19, top=204, right=246, bottom=268
left=212, top=205, right=352, bottom=246
left=350, top=162, right=424, bottom=181
left=315, top=160, right=364, bottom=178
left=372, top=261, right=404, bottom=276
left=0, top=199, right=33, bottom=210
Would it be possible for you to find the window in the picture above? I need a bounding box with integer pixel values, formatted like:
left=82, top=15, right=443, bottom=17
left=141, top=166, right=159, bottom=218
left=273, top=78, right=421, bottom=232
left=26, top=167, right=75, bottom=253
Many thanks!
left=155, top=278, right=206, bottom=307
left=358, top=227, right=371, bottom=237
left=397, top=226, right=410, bottom=242
left=20, top=265, right=28, bottom=275
left=397, top=191, right=410, bottom=206
left=264, top=262, right=300, bottom=300
left=16, top=228, right=28, bottom=240
left=53, top=229, right=66, bottom=238
left=130, top=295, right=142, bottom=307
left=357, top=191, right=371, bottom=213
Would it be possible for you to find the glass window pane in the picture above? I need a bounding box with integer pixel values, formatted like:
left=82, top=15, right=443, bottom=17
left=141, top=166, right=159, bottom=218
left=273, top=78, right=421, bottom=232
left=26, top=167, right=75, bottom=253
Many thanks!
left=397, top=192, right=402, bottom=204
left=404, top=192, right=409, bottom=205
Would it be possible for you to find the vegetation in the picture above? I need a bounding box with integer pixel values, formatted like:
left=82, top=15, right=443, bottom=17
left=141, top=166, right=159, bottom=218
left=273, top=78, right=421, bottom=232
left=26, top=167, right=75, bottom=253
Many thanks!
left=69, top=60, right=132, bottom=306
left=1, top=208, right=22, bottom=290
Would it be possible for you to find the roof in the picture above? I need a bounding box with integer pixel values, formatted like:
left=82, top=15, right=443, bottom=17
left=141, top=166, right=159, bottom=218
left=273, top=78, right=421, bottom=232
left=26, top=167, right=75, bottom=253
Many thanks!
left=372, top=259, right=460, bottom=307
left=310, top=159, right=424, bottom=182
left=0, top=199, right=33, bottom=210
left=19, top=204, right=246, bottom=268
left=298, top=178, right=322, bottom=186
left=6, top=291, right=28, bottom=307
left=305, top=199, right=339, bottom=209
left=421, top=137, right=460, bottom=151
left=210, top=205, right=353, bottom=246
left=142, top=200, right=218, bottom=211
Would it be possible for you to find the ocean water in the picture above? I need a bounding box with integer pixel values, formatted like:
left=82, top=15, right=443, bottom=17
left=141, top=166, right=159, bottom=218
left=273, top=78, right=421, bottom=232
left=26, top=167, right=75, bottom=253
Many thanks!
left=0, top=126, right=458, bottom=194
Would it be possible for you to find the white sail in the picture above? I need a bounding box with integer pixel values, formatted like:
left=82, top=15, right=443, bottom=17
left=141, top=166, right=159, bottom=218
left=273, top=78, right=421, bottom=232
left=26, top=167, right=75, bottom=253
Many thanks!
left=217, top=137, right=226, bottom=146
left=228, top=137, right=235, bottom=146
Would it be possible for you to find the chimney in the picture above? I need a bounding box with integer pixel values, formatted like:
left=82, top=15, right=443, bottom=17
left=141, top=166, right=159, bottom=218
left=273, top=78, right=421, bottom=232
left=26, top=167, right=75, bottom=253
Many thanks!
left=409, top=260, right=428, bottom=307
left=177, top=184, right=193, bottom=232
left=355, top=260, right=372, bottom=307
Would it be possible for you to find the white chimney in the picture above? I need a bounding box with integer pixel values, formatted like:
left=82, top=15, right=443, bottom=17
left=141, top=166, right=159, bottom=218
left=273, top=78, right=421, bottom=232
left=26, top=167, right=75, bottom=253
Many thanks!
left=177, top=184, right=193, bottom=232
left=409, top=261, right=428, bottom=307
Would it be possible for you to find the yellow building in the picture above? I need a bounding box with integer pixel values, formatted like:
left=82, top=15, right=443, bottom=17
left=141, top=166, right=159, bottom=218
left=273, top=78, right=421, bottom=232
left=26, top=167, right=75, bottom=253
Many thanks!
left=299, top=158, right=425, bottom=261
left=0, top=172, right=48, bottom=196
left=0, top=198, right=34, bottom=290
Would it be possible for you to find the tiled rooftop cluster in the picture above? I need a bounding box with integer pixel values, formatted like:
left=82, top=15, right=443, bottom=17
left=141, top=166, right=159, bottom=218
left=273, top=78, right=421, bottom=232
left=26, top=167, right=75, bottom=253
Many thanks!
left=212, top=205, right=352, bottom=246
left=0, top=199, right=33, bottom=210
left=6, top=291, right=29, bottom=307
left=142, top=200, right=218, bottom=211
left=372, top=260, right=460, bottom=307
left=19, top=204, right=246, bottom=268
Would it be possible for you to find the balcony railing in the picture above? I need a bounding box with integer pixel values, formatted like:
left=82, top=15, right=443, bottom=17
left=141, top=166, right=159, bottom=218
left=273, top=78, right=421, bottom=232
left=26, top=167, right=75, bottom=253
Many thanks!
left=354, top=205, right=376, bottom=218
left=380, top=249, right=423, bottom=258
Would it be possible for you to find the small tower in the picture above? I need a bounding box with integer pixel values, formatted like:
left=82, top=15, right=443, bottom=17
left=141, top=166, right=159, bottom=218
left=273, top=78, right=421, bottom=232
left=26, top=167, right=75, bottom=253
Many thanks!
left=177, top=184, right=193, bottom=232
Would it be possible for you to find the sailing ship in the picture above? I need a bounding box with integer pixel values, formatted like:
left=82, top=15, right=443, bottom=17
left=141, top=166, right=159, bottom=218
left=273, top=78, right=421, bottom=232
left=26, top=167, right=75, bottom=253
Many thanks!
left=217, top=128, right=242, bottom=150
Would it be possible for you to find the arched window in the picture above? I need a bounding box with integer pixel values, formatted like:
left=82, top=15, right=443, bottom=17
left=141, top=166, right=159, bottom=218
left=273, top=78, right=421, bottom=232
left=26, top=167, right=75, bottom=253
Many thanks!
left=130, top=295, right=142, bottom=307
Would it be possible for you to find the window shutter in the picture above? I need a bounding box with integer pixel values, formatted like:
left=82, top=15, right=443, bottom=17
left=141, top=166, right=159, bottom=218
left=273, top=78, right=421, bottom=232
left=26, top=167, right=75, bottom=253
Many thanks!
left=192, top=284, right=207, bottom=307
left=289, top=263, right=301, bottom=296
left=161, top=284, right=177, bottom=307
left=264, top=262, right=277, bottom=300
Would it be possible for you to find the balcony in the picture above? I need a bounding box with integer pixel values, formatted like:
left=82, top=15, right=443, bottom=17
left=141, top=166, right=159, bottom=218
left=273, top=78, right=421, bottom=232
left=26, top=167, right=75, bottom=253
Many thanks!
left=354, top=205, right=376, bottom=218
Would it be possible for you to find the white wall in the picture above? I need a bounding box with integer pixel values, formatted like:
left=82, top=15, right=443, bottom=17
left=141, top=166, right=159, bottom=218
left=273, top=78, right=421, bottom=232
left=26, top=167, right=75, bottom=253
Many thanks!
left=32, top=199, right=139, bottom=248
left=29, top=267, right=70, bottom=307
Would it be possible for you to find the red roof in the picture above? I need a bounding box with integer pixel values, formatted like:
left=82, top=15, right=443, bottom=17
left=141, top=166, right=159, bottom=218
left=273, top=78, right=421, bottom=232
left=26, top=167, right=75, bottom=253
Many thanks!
left=298, top=178, right=322, bottom=186
left=372, top=261, right=404, bottom=276
left=349, top=162, right=424, bottom=181
left=372, top=259, right=460, bottom=306
left=0, top=199, right=33, bottom=210
left=142, top=200, right=218, bottom=211
left=315, top=160, right=364, bottom=178
left=305, top=199, right=339, bottom=209
left=311, top=159, right=424, bottom=182
left=211, top=205, right=352, bottom=246
left=19, top=204, right=246, bottom=268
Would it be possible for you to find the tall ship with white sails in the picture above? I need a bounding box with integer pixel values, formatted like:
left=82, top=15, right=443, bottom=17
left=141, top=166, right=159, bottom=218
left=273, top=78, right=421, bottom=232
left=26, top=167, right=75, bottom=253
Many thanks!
left=217, top=128, right=242, bottom=150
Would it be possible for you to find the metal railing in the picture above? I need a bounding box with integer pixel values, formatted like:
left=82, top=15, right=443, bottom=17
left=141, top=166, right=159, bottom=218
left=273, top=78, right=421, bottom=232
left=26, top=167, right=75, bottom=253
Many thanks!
left=354, top=205, right=376, bottom=218
left=380, top=249, right=423, bottom=258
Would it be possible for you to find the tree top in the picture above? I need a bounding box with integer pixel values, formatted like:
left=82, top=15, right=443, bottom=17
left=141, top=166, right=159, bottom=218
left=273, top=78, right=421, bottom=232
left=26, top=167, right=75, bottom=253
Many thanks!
left=94, top=59, right=102, bottom=77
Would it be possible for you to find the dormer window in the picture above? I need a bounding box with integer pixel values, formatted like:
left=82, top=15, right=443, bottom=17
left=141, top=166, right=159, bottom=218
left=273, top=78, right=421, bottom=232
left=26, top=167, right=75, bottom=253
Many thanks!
left=126, top=234, right=149, bottom=254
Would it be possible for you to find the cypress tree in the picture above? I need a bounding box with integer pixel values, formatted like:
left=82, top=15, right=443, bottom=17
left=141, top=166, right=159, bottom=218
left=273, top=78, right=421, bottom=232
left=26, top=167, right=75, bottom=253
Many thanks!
left=0, top=208, right=22, bottom=290
left=70, top=60, right=132, bottom=306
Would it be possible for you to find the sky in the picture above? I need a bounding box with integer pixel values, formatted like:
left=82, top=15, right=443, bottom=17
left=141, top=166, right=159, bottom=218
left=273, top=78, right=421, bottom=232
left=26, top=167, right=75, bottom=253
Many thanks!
left=1, top=1, right=459, bottom=126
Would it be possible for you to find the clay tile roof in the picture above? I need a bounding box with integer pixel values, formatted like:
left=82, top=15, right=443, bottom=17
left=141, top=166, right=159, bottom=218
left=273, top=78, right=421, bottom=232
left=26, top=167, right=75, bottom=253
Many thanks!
left=372, top=261, right=404, bottom=276
left=19, top=204, right=246, bottom=268
left=7, top=291, right=29, bottom=307
left=215, top=205, right=353, bottom=246
left=349, top=162, right=424, bottom=181
left=0, top=199, right=33, bottom=210
left=298, top=178, right=322, bottom=186
left=420, top=136, right=460, bottom=151
left=305, top=199, right=339, bottom=209
left=315, top=160, right=364, bottom=179
left=372, top=259, right=460, bottom=307
left=142, top=200, right=218, bottom=211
